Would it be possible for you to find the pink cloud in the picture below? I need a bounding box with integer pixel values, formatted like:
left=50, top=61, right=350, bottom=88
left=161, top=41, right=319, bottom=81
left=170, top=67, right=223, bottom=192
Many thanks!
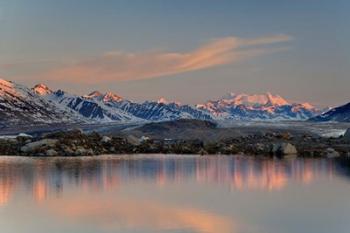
left=39, top=34, right=292, bottom=83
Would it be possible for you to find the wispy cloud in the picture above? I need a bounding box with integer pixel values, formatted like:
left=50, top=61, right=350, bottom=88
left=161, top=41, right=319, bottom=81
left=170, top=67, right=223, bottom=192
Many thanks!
left=32, top=34, right=292, bottom=83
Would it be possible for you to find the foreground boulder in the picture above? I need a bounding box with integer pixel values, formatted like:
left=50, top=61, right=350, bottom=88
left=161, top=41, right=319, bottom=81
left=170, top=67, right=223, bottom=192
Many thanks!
left=101, top=136, right=112, bottom=143
left=272, top=143, right=298, bottom=157
left=45, top=149, right=58, bottom=156
left=325, top=148, right=340, bottom=158
left=126, top=135, right=142, bottom=146
left=20, top=139, right=58, bottom=153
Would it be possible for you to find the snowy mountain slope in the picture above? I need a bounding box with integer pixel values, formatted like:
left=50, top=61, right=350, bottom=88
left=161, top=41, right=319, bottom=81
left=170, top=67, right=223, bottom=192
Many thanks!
left=34, top=84, right=212, bottom=122
left=108, top=100, right=213, bottom=121
left=42, top=90, right=140, bottom=122
left=0, top=79, right=82, bottom=125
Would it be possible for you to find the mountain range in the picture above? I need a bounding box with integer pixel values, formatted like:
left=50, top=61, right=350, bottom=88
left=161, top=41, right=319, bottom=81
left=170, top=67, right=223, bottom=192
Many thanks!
left=1, top=78, right=348, bottom=126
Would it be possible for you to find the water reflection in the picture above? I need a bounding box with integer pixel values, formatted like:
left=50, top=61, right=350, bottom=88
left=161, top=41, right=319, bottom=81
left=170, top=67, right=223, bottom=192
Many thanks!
left=0, top=155, right=344, bottom=207
left=1, top=155, right=350, bottom=233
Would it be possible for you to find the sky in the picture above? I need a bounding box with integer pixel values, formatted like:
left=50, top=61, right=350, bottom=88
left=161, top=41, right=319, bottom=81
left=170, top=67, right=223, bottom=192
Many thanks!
left=0, top=0, right=349, bottom=107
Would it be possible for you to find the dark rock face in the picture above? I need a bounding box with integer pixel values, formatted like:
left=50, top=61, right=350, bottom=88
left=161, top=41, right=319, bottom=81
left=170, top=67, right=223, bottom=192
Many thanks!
left=68, top=97, right=106, bottom=120
left=115, top=101, right=213, bottom=121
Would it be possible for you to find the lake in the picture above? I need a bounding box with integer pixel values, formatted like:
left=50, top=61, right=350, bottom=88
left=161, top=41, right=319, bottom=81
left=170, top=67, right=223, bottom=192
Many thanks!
left=0, top=155, right=350, bottom=233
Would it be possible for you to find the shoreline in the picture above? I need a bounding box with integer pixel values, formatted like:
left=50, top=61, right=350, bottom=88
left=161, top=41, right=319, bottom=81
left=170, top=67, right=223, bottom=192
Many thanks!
left=1, top=129, right=350, bottom=159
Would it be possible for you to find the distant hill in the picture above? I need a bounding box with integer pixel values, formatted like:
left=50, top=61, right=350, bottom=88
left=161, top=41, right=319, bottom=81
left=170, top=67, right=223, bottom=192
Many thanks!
left=309, top=102, right=350, bottom=122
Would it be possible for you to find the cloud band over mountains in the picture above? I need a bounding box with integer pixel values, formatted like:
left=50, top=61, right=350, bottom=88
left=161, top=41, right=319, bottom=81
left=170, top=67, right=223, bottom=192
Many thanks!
left=4, top=34, right=292, bottom=83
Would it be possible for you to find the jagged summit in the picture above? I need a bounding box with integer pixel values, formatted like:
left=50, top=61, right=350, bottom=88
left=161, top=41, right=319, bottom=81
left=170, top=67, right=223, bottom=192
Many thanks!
left=32, top=84, right=53, bottom=96
left=103, top=92, right=123, bottom=102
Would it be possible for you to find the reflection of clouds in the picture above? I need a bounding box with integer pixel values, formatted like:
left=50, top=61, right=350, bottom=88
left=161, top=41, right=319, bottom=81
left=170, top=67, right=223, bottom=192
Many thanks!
left=0, top=156, right=338, bottom=207
left=47, top=196, right=235, bottom=233
left=0, top=178, right=13, bottom=206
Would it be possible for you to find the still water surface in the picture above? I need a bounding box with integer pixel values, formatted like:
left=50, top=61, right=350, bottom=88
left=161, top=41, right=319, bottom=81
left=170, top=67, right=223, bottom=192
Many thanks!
left=0, top=155, right=350, bottom=233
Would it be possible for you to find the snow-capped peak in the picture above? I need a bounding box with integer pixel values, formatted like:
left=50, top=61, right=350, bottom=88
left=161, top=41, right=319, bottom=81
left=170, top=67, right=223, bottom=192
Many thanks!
left=84, top=91, right=123, bottom=102
left=221, top=92, right=289, bottom=107
left=158, top=97, right=169, bottom=104
left=32, top=83, right=53, bottom=96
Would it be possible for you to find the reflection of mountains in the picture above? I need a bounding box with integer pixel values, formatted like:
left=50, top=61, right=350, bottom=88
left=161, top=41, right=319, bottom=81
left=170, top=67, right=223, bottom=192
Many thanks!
left=0, top=156, right=339, bottom=206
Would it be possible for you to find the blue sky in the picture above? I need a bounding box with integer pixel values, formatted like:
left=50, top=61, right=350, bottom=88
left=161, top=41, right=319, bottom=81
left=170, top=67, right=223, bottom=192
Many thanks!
left=0, top=0, right=349, bottom=106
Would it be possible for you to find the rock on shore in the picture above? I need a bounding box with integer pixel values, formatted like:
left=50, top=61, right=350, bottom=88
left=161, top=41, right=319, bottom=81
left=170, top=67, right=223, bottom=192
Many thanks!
left=272, top=143, right=298, bottom=157
left=20, top=139, right=58, bottom=153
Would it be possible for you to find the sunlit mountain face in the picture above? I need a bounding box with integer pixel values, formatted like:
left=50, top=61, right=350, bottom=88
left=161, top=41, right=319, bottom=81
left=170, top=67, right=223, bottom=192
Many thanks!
left=197, top=92, right=321, bottom=121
